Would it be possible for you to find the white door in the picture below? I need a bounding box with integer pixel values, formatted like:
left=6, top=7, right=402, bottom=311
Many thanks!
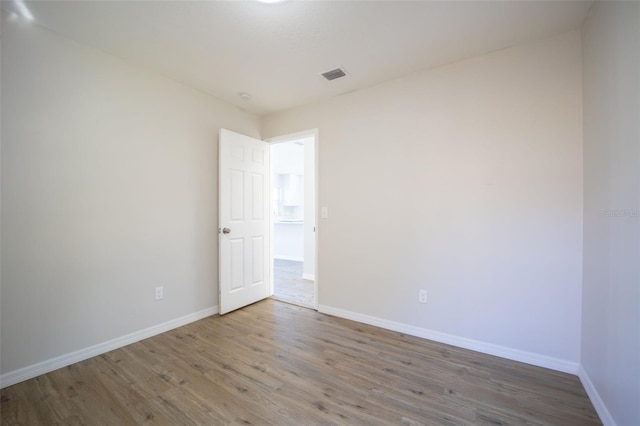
left=219, top=129, right=271, bottom=315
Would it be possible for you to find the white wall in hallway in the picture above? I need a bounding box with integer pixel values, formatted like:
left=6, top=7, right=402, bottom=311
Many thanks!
left=271, top=139, right=315, bottom=279
left=273, top=223, right=305, bottom=261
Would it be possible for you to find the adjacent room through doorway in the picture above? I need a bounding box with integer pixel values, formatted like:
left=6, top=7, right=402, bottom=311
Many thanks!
left=270, top=136, right=316, bottom=309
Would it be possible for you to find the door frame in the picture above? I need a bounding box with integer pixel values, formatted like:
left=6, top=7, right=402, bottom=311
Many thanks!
left=266, top=129, right=319, bottom=310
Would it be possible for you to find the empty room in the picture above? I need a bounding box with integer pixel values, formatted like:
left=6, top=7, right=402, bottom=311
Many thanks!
left=1, top=1, right=638, bottom=425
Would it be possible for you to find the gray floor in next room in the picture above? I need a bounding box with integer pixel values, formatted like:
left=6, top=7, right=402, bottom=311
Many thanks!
left=272, top=259, right=314, bottom=309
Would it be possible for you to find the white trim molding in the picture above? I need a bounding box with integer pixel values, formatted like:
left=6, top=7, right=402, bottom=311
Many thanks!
left=0, top=306, right=218, bottom=389
left=578, top=365, right=616, bottom=426
left=274, top=255, right=304, bottom=262
left=318, top=305, right=579, bottom=375
left=302, top=273, right=315, bottom=281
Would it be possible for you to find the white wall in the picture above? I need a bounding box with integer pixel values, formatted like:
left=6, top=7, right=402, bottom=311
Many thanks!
left=263, top=31, right=584, bottom=365
left=581, top=2, right=640, bottom=425
left=271, top=138, right=316, bottom=278
left=0, top=14, right=260, bottom=376
left=272, top=142, right=305, bottom=176
left=272, top=142, right=304, bottom=260
left=273, top=223, right=304, bottom=261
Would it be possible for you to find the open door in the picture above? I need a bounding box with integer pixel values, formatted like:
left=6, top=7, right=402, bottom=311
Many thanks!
left=219, top=128, right=271, bottom=315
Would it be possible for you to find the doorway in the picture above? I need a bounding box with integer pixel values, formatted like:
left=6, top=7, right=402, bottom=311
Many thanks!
left=269, top=132, right=317, bottom=309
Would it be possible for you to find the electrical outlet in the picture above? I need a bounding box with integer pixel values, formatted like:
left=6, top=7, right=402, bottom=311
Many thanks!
left=155, top=286, right=163, bottom=301
left=419, top=290, right=427, bottom=304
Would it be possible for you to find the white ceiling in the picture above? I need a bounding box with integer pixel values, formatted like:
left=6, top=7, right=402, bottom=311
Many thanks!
left=6, top=1, right=592, bottom=115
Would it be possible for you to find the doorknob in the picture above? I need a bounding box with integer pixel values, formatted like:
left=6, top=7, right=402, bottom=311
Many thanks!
left=221, top=227, right=231, bottom=234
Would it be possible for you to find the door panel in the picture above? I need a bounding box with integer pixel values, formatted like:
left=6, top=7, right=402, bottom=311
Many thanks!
left=219, top=129, right=270, bottom=314
left=230, top=170, right=244, bottom=221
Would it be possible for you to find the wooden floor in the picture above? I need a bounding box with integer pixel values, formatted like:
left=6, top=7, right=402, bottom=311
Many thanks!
left=272, top=259, right=314, bottom=308
left=1, top=300, right=600, bottom=425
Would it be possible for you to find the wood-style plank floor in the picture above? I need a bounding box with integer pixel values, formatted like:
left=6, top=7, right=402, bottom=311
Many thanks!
left=0, top=299, right=600, bottom=425
left=272, top=259, right=314, bottom=308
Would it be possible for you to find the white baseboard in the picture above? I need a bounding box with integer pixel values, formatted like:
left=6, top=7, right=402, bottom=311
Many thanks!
left=302, top=273, right=315, bottom=281
left=0, top=306, right=218, bottom=389
left=578, top=365, right=615, bottom=426
left=274, top=255, right=304, bottom=262
left=318, top=305, right=579, bottom=375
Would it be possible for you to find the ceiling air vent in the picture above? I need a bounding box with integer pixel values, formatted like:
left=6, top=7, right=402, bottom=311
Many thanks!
left=321, top=67, right=347, bottom=81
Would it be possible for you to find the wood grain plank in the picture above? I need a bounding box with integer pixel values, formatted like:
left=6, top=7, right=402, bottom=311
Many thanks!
left=0, top=299, right=600, bottom=425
